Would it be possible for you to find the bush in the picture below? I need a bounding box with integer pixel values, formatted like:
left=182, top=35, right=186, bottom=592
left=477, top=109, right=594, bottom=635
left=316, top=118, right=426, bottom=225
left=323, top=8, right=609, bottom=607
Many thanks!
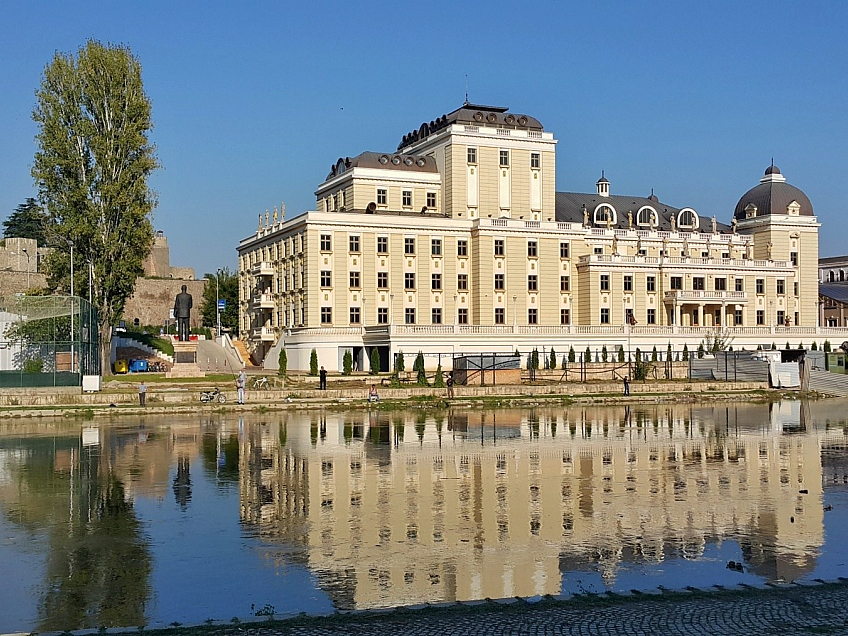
left=434, top=363, right=445, bottom=387
left=785, top=342, right=791, bottom=350
left=23, top=357, right=43, bottom=374
left=568, top=346, right=575, bottom=363
left=798, top=342, right=804, bottom=350
left=601, top=345, right=608, bottom=362
left=825, top=340, right=832, bottom=352
left=278, top=349, right=287, bottom=377
left=549, top=348, right=557, bottom=370
left=812, top=341, right=818, bottom=351
left=414, top=351, right=428, bottom=386
left=618, top=346, right=625, bottom=363
left=342, top=350, right=353, bottom=375
left=697, top=343, right=705, bottom=359
left=682, top=344, right=689, bottom=361
left=395, top=351, right=405, bottom=373
left=370, top=348, right=380, bottom=375
left=584, top=346, right=592, bottom=362
left=309, top=349, right=318, bottom=376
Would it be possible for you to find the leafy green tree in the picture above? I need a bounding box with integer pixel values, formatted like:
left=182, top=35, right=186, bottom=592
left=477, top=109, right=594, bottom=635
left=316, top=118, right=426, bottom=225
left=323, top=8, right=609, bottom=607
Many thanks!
left=682, top=344, right=689, bottom=361
left=531, top=348, right=540, bottom=371
left=414, top=351, right=427, bottom=386
left=278, top=348, right=287, bottom=377
left=549, top=347, right=557, bottom=370
left=395, top=351, right=405, bottom=373
left=825, top=340, right=832, bottom=352
left=23, top=357, right=44, bottom=373
left=771, top=342, right=777, bottom=350
left=370, top=347, right=380, bottom=375
left=618, top=345, right=625, bottom=362
left=798, top=342, right=804, bottom=349
left=3, top=198, right=49, bottom=242
left=309, top=348, right=318, bottom=375
left=584, top=346, right=591, bottom=362
left=785, top=341, right=791, bottom=350
left=568, top=346, right=575, bottom=363
left=651, top=345, right=658, bottom=362
left=343, top=350, right=353, bottom=375
left=697, top=343, right=705, bottom=359
left=199, top=268, right=239, bottom=334
left=601, top=345, right=608, bottom=362
left=812, top=341, right=818, bottom=351
left=32, top=40, right=158, bottom=373
left=434, top=363, right=445, bottom=387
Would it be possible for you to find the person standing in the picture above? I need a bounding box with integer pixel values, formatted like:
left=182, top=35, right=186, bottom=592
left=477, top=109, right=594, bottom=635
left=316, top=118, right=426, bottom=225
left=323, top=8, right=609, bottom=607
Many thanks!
left=623, top=376, right=630, bottom=396
left=319, top=366, right=327, bottom=390
left=138, top=381, right=147, bottom=407
left=446, top=372, right=454, bottom=399
left=236, top=368, right=246, bottom=404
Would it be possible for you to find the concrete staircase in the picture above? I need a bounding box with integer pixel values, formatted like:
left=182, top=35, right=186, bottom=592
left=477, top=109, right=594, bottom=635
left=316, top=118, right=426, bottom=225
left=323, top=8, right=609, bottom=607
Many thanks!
left=231, top=338, right=260, bottom=369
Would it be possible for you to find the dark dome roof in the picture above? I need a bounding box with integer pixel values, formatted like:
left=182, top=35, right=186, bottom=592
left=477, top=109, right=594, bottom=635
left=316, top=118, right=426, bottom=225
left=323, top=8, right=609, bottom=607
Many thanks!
left=733, top=167, right=813, bottom=220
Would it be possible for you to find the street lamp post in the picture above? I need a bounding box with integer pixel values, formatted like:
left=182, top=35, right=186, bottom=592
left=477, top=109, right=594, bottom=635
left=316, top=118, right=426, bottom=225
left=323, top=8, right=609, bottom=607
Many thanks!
left=216, top=269, right=221, bottom=342
left=21, top=248, right=31, bottom=289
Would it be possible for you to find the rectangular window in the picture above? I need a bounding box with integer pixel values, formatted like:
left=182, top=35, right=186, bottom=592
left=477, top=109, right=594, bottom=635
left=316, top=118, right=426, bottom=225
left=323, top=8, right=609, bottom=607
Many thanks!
left=560, top=275, right=570, bottom=292
left=378, top=307, right=388, bottom=324
left=467, top=147, right=477, bottom=164
left=600, top=308, right=610, bottom=324
left=349, top=235, right=360, bottom=253
left=321, top=307, right=332, bottom=324
left=527, top=241, right=538, bottom=257
left=594, top=247, right=603, bottom=254
left=777, top=279, right=785, bottom=295
left=431, top=273, right=442, bottom=290
left=791, top=251, right=798, bottom=266
left=431, top=238, right=442, bottom=256
left=499, top=150, right=509, bottom=167
left=794, top=282, right=799, bottom=296
left=377, top=236, right=388, bottom=254
left=320, top=234, right=331, bottom=251
left=457, top=240, right=468, bottom=256
left=647, top=309, right=656, bottom=324
left=794, top=311, right=799, bottom=326
left=528, top=308, right=538, bottom=324
left=377, top=188, right=387, bottom=205
left=458, top=308, right=468, bottom=324
left=405, top=273, right=415, bottom=290
left=560, top=308, right=570, bottom=325
left=349, top=271, right=360, bottom=288
left=527, top=275, right=538, bottom=291
left=457, top=274, right=468, bottom=290
left=777, top=310, right=785, bottom=325
left=600, top=274, right=610, bottom=291
left=560, top=242, right=570, bottom=258
left=670, top=276, right=683, bottom=290
left=320, top=270, right=332, bottom=287
left=402, top=190, right=412, bottom=207
left=735, top=309, right=743, bottom=326
left=495, top=308, right=505, bottom=324
left=494, top=239, right=505, bottom=256
left=405, top=308, right=415, bottom=324
left=692, top=309, right=699, bottom=326
left=494, top=273, right=505, bottom=290
left=624, top=275, right=633, bottom=292
left=735, top=278, right=744, bottom=292
left=431, top=308, right=442, bottom=324
left=377, top=272, right=389, bottom=289
left=625, top=308, right=634, bottom=325
left=693, top=277, right=705, bottom=291
left=757, top=309, right=764, bottom=325
left=405, top=237, right=415, bottom=254
left=427, top=192, right=437, bottom=209
left=756, top=278, right=764, bottom=294
left=349, top=307, right=360, bottom=324
left=530, top=152, right=540, bottom=169
left=714, top=277, right=726, bottom=291
left=647, top=276, right=656, bottom=292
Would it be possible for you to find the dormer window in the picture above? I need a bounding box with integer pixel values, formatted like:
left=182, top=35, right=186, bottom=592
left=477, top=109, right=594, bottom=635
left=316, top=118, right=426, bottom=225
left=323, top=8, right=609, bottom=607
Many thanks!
left=594, top=204, right=616, bottom=226
left=636, top=206, right=657, bottom=227
left=745, top=203, right=757, bottom=219
left=677, top=208, right=698, bottom=229
left=787, top=200, right=800, bottom=216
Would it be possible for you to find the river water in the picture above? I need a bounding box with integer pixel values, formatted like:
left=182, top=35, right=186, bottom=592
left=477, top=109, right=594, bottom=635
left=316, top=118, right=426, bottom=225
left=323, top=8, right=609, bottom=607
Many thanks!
left=2, top=400, right=848, bottom=631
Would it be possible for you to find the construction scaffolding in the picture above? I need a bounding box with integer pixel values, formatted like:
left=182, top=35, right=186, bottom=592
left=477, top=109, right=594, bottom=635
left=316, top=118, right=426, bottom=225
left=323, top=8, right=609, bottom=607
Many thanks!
left=0, top=295, right=99, bottom=387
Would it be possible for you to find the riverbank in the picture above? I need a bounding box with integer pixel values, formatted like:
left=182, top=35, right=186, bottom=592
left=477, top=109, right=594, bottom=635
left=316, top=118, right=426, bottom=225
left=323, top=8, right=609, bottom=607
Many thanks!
left=0, top=378, right=785, bottom=419
left=40, top=577, right=848, bottom=636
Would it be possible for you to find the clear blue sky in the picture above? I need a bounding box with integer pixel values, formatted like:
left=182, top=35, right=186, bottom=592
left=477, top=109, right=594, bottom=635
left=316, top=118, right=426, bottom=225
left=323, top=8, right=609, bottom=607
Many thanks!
left=2, top=1, right=846, bottom=277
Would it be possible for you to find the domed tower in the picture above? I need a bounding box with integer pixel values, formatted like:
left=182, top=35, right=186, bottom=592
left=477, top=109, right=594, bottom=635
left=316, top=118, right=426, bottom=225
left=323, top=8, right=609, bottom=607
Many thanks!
left=734, top=165, right=819, bottom=327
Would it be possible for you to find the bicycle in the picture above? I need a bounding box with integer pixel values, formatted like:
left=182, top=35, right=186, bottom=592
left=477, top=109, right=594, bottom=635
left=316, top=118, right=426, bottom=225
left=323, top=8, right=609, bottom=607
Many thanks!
left=251, top=376, right=269, bottom=390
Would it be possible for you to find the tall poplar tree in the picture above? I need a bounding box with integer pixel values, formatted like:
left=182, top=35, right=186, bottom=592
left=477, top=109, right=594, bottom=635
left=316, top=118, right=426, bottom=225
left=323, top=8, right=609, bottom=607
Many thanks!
left=32, top=40, right=158, bottom=373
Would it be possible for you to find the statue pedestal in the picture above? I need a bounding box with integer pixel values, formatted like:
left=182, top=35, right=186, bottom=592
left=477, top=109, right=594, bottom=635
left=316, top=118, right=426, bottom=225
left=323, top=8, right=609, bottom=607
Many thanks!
left=167, top=341, right=205, bottom=378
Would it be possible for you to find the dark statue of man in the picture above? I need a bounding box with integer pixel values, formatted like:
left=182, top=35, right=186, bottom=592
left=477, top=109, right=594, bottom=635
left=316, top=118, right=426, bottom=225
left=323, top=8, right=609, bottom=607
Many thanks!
left=174, top=284, right=192, bottom=341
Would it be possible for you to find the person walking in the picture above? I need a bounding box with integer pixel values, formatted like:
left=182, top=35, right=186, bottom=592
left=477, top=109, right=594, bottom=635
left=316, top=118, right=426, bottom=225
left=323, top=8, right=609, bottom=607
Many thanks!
left=236, top=368, right=246, bottom=404
left=446, top=372, right=454, bottom=399
left=623, top=376, right=630, bottom=396
left=319, top=366, right=327, bottom=390
left=138, top=381, right=147, bottom=407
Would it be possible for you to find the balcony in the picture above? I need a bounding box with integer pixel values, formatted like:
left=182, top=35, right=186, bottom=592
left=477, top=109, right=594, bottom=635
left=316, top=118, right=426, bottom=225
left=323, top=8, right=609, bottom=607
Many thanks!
left=252, top=262, right=274, bottom=277
left=251, top=293, right=276, bottom=310
left=663, top=290, right=748, bottom=303
left=251, top=327, right=276, bottom=342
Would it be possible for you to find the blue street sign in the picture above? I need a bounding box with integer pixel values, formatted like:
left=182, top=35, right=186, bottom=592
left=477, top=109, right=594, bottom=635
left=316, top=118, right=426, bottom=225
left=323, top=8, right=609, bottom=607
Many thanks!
left=217, top=299, right=226, bottom=310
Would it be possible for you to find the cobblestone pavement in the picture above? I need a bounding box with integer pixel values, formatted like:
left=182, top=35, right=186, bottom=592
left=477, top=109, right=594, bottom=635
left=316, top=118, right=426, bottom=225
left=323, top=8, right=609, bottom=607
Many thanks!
left=150, top=580, right=848, bottom=636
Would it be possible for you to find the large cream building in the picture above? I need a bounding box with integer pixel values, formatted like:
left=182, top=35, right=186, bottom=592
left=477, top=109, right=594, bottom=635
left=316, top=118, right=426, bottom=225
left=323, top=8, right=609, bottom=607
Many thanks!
left=238, top=103, right=834, bottom=371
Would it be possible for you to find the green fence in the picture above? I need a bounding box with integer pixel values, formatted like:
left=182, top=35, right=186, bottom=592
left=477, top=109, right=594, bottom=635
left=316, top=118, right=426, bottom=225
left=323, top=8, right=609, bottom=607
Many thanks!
left=0, top=295, right=99, bottom=387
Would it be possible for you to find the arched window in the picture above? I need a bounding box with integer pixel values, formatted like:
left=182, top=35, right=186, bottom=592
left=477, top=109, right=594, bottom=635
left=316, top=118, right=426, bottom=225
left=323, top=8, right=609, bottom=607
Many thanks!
left=677, top=208, right=698, bottom=229
left=841, top=270, right=845, bottom=282
left=830, top=271, right=835, bottom=282
left=636, top=206, right=657, bottom=227
left=594, top=204, right=616, bottom=226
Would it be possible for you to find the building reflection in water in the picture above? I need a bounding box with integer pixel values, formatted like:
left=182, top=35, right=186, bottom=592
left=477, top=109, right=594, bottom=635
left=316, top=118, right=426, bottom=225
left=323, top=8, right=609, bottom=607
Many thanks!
left=237, top=401, right=846, bottom=610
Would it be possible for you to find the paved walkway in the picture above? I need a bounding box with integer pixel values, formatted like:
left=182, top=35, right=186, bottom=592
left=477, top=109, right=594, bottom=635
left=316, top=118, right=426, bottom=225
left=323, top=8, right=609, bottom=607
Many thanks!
left=126, top=580, right=848, bottom=636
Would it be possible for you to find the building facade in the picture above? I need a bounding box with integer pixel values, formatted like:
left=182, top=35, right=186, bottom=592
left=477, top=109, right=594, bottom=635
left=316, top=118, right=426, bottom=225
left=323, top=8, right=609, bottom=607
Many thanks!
left=238, top=104, right=833, bottom=371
